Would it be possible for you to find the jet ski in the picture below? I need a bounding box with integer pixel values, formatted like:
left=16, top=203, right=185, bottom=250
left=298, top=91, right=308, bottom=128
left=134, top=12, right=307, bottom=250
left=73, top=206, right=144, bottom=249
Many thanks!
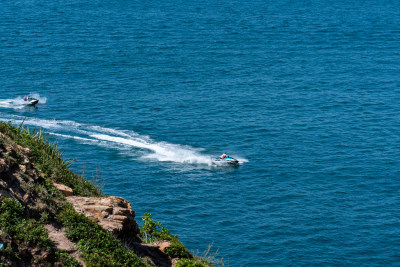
left=213, top=156, right=239, bottom=166
left=23, top=97, right=39, bottom=106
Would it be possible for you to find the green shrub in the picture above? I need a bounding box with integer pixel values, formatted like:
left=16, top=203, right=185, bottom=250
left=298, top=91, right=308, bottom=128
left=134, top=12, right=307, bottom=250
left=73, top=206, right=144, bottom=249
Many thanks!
left=140, top=213, right=192, bottom=259
left=55, top=251, right=80, bottom=267
left=14, top=219, right=54, bottom=250
left=140, top=212, right=167, bottom=242
left=0, top=246, right=21, bottom=264
left=165, top=238, right=192, bottom=259
left=0, top=197, right=25, bottom=233
left=176, top=258, right=208, bottom=267
left=140, top=213, right=177, bottom=242
left=0, top=197, right=54, bottom=250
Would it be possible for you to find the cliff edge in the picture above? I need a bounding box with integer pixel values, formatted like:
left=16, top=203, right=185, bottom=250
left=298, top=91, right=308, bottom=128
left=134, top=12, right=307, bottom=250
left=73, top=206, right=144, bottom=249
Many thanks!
left=0, top=122, right=211, bottom=267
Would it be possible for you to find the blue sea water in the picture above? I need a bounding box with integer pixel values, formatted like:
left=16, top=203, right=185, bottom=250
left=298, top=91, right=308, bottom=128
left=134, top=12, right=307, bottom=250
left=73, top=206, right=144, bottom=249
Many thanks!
left=1, top=0, right=400, bottom=265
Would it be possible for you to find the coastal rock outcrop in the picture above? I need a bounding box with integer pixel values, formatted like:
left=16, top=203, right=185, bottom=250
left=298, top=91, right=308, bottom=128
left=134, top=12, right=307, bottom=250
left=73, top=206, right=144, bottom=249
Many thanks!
left=66, top=196, right=141, bottom=242
left=1, top=123, right=203, bottom=267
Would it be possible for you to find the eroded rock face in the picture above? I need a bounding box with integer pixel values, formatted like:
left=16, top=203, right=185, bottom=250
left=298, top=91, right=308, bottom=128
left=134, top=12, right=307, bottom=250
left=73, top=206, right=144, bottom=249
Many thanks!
left=53, top=183, right=73, bottom=197
left=0, top=142, right=39, bottom=205
left=66, top=196, right=141, bottom=242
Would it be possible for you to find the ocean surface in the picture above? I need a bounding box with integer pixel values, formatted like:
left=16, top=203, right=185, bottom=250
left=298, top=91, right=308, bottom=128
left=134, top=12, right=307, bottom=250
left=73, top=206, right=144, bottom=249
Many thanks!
left=1, top=0, right=400, bottom=265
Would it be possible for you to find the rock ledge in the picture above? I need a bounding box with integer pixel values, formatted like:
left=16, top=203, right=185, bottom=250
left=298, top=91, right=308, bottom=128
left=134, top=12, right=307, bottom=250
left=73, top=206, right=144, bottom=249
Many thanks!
left=67, top=196, right=141, bottom=242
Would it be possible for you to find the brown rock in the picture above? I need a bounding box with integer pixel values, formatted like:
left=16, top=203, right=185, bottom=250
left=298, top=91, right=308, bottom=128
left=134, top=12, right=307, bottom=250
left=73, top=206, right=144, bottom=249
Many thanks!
left=113, top=207, right=132, bottom=216
left=142, top=239, right=171, bottom=253
left=66, top=196, right=140, bottom=242
left=0, top=158, right=6, bottom=173
left=23, top=147, right=31, bottom=156
left=137, top=241, right=173, bottom=267
left=19, top=164, right=26, bottom=173
left=53, top=183, right=73, bottom=197
left=157, top=240, right=172, bottom=253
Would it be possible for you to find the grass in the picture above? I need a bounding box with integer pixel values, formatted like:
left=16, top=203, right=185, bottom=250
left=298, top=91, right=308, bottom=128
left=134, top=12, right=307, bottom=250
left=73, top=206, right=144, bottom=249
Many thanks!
left=0, top=121, right=102, bottom=197
left=193, top=243, right=225, bottom=267
left=0, top=197, right=79, bottom=266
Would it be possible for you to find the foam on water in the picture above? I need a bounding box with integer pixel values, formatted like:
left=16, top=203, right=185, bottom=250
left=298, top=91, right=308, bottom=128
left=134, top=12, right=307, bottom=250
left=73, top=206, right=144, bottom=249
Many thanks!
left=0, top=95, right=47, bottom=109
left=0, top=114, right=243, bottom=167
left=91, top=133, right=213, bottom=164
left=48, top=132, right=96, bottom=143
left=0, top=97, right=26, bottom=110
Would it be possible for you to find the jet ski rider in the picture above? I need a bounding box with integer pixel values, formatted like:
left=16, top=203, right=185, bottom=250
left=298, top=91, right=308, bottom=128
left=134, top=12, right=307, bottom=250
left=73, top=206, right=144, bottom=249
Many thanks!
left=220, top=152, right=228, bottom=159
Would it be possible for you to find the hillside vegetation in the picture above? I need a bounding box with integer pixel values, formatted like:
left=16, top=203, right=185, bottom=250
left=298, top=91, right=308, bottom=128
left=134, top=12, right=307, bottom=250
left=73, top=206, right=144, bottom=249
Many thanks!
left=0, top=121, right=213, bottom=267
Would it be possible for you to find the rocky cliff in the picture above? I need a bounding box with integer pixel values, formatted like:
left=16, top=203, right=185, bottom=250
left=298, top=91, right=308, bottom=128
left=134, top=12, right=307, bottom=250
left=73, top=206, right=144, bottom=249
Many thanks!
left=0, top=122, right=210, bottom=267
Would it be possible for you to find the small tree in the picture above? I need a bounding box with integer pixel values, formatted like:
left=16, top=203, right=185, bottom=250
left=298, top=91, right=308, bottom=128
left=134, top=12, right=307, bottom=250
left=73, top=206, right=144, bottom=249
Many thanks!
left=140, top=213, right=172, bottom=242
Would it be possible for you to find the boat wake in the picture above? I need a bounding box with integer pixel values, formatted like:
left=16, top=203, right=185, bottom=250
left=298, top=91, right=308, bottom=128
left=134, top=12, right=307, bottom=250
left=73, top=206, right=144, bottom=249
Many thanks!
left=0, top=94, right=47, bottom=109
left=0, top=114, right=246, bottom=167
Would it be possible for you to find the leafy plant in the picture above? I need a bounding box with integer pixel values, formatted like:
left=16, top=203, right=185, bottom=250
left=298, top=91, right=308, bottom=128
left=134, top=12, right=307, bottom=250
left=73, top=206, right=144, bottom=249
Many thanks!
left=164, top=238, right=192, bottom=259
left=176, top=258, right=207, bottom=267
left=0, top=197, right=25, bottom=233
left=140, top=212, right=177, bottom=242
left=140, top=213, right=192, bottom=258
left=54, top=251, right=80, bottom=267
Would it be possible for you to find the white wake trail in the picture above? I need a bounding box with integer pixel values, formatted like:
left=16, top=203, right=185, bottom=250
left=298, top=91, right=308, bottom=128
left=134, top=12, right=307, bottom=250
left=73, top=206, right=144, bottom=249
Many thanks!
left=90, top=134, right=213, bottom=165
left=0, top=115, right=220, bottom=166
